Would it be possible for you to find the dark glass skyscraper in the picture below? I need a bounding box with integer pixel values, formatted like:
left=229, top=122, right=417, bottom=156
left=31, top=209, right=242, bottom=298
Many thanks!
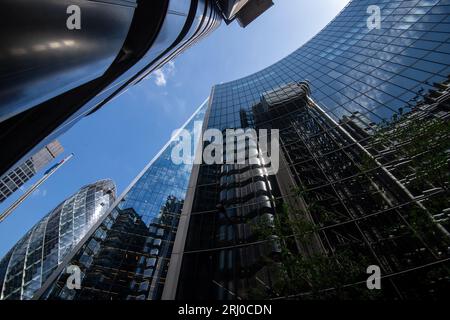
left=0, top=180, right=116, bottom=300
left=166, top=0, right=450, bottom=300
left=32, top=102, right=208, bottom=300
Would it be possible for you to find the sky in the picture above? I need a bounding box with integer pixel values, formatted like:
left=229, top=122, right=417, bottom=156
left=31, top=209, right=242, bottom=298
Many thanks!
left=0, top=0, right=350, bottom=257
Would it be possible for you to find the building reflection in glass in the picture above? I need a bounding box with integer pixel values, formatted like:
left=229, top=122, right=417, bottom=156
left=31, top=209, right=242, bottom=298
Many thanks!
left=173, top=0, right=450, bottom=300
left=38, top=101, right=208, bottom=300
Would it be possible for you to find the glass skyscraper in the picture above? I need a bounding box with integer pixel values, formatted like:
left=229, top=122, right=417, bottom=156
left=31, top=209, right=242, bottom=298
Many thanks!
left=0, top=140, right=64, bottom=203
left=0, top=180, right=116, bottom=300
left=166, top=0, right=450, bottom=300
left=32, top=102, right=208, bottom=300
left=3, top=0, right=449, bottom=300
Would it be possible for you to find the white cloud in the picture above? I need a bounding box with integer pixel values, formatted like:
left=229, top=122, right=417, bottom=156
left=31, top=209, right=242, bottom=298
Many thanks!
left=154, top=70, right=167, bottom=86
left=152, top=61, right=176, bottom=87
left=32, top=188, right=47, bottom=198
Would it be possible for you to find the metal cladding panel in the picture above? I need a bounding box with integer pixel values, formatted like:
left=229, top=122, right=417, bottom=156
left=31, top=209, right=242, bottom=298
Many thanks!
left=0, top=0, right=136, bottom=122
left=0, top=0, right=222, bottom=184
left=235, top=0, right=274, bottom=28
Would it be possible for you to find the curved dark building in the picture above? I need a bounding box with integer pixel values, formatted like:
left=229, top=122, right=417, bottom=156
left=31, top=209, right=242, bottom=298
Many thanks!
left=0, top=179, right=116, bottom=300
left=0, top=0, right=273, bottom=180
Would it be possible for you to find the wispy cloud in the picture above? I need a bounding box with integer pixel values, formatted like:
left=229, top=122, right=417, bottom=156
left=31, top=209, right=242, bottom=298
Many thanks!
left=152, top=61, right=176, bottom=87
left=32, top=188, right=47, bottom=198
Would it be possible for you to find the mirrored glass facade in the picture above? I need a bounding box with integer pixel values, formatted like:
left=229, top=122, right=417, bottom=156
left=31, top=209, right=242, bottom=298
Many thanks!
left=11, top=0, right=449, bottom=301
left=0, top=180, right=116, bottom=300
left=172, top=0, right=450, bottom=300
left=37, top=101, right=208, bottom=300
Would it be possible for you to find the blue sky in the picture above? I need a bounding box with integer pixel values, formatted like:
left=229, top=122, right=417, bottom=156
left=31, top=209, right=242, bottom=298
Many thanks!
left=0, top=1, right=349, bottom=257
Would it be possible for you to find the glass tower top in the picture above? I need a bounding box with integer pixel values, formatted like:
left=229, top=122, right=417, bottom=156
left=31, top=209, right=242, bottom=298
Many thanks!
left=0, top=180, right=116, bottom=300
left=208, top=0, right=450, bottom=130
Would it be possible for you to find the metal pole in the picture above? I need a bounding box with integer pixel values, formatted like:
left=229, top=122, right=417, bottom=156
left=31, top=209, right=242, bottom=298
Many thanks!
left=0, top=154, right=74, bottom=223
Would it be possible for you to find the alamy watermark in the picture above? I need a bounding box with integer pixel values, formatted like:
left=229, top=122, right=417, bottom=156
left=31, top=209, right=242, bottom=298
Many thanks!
left=366, top=265, right=381, bottom=290
left=66, top=265, right=81, bottom=290
left=170, top=122, right=280, bottom=175
left=367, top=5, right=382, bottom=30
left=66, top=5, right=81, bottom=30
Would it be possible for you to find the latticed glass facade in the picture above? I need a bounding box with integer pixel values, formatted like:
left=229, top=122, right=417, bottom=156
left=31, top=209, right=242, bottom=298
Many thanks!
left=36, top=101, right=208, bottom=300
left=208, top=0, right=450, bottom=131
left=0, top=180, right=116, bottom=300
left=172, top=0, right=450, bottom=300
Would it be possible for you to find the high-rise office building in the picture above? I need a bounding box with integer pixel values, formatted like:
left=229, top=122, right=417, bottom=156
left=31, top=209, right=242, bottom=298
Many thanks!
left=0, top=180, right=116, bottom=300
left=0, top=140, right=64, bottom=203
left=3, top=0, right=449, bottom=300
left=165, top=0, right=450, bottom=299
left=32, top=102, right=208, bottom=300
left=0, top=0, right=274, bottom=184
